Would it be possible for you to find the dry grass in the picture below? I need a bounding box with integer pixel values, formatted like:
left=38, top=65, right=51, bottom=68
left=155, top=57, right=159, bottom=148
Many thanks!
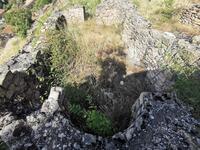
left=65, top=19, right=124, bottom=84
left=133, top=0, right=200, bottom=35
left=155, top=17, right=200, bottom=35
left=0, top=37, right=26, bottom=65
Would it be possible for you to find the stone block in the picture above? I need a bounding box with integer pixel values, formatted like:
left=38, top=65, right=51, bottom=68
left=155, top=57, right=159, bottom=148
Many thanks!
left=41, top=87, right=64, bottom=116
left=62, top=6, right=85, bottom=24
left=96, top=8, right=121, bottom=25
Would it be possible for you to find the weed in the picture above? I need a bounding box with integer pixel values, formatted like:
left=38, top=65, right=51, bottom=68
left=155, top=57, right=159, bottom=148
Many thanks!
left=86, top=110, right=114, bottom=136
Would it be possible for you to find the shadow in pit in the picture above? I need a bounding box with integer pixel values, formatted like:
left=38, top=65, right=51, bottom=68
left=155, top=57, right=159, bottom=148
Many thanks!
left=90, top=58, right=151, bottom=131
left=64, top=58, right=152, bottom=135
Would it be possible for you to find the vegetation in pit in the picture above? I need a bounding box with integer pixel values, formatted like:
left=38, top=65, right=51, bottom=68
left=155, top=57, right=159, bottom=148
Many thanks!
left=46, top=27, right=113, bottom=136
left=4, top=8, right=32, bottom=37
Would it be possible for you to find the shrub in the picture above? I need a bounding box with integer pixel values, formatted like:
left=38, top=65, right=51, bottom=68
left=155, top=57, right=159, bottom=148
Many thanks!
left=33, top=0, right=52, bottom=10
left=4, top=8, right=32, bottom=37
left=45, top=29, right=78, bottom=83
left=86, top=110, right=114, bottom=136
left=174, top=77, right=200, bottom=118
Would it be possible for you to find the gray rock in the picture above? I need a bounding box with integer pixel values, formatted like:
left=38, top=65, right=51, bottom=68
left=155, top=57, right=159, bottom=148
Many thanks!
left=62, top=5, right=85, bottom=24
left=41, top=87, right=64, bottom=116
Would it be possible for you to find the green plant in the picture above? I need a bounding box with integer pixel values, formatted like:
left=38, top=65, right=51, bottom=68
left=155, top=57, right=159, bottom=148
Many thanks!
left=4, top=8, right=32, bottom=37
left=46, top=29, right=78, bottom=83
left=164, top=49, right=200, bottom=118
left=69, top=104, right=86, bottom=116
left=64, top=85, right=114, bottom=136
left=33, top=0, right=52, bottom=10
left=86, top=110, right=114, bottom=136
left=174, top=76, right=200, bottom=118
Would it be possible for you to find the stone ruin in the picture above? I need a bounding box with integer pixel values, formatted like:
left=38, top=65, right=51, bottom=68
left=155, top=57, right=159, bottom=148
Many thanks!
left=62, top=5, right=85, bottom=24
left=0, top=0, right=200, bottom=149
left=96, top=0, right=200, bottom=91
left=180, top=4, right=200, bottom=30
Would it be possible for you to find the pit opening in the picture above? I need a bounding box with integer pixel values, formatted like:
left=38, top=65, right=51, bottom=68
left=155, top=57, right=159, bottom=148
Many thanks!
left=43, top=21, right=152, bottom=136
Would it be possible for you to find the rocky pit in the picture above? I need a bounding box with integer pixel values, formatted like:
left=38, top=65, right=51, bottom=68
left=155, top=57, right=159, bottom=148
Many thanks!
left=0, top=0, right=200, bottom=149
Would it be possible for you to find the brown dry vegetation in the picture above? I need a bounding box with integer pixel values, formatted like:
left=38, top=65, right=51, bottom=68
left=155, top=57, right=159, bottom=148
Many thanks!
left=0, top=37, right=26, bottom=65
left=65, top=20, right=124, bottom=85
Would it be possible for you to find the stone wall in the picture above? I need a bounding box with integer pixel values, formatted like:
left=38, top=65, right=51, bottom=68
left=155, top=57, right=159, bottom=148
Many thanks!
left=96, top=0, right=200, bottom=91
left=180, top=4, right=200, bottom=29
left=0, top=11, right=67, bottom=116
left=95, top=0, right=149, bottom=27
